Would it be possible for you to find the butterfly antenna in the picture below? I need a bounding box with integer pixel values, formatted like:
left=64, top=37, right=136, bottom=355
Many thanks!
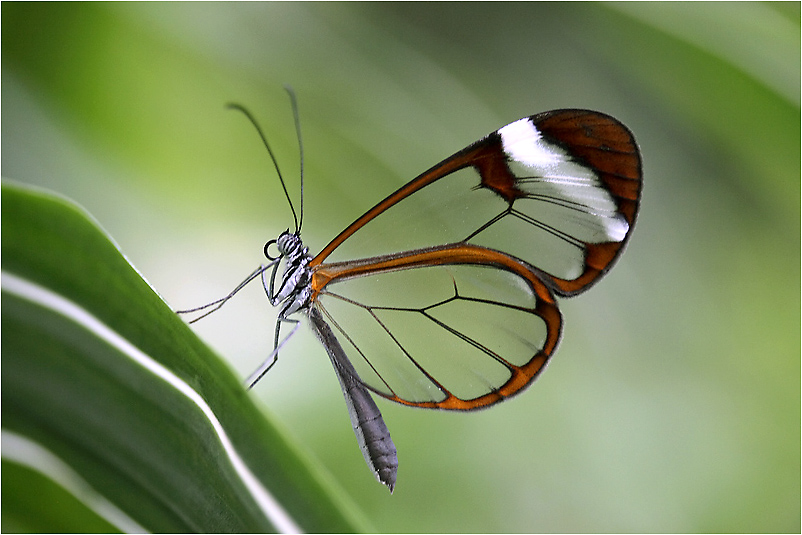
left=226, top=103, right=299, bottom=233
left=284, top=85, right=304, bottom=233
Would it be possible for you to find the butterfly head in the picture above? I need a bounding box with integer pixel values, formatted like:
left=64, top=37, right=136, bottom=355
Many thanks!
left=264, top=229, right=308, bottom=263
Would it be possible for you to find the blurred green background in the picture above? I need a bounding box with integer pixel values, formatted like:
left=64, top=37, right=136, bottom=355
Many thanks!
left=2, top=2, right=799, bottom=532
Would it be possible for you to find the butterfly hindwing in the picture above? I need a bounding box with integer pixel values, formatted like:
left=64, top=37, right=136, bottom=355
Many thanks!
left=311, top=243, right=561, bottom=409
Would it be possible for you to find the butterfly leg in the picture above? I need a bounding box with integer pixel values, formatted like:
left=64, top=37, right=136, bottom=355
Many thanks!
left=261, top=257, right=283, bottom=304
left=244, top=315, right=300, bottom=390
left=176, top=263, right=275, bottom=323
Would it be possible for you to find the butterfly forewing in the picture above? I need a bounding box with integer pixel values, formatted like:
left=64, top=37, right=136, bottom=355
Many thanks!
left=312, top=110, right=641, bottom=296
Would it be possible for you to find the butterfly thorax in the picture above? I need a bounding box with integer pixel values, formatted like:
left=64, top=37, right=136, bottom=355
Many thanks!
left=271, top=231, right=313, bottom=317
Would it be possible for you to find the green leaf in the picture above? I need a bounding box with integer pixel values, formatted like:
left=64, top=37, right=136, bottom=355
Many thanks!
left=1, top=181, right=364, bottom=533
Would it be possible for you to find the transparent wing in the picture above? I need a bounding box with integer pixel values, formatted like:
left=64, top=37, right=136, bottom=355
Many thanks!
left=311, top=110, right=641, bottom=296
left=310, top=245, right=562, bottom=409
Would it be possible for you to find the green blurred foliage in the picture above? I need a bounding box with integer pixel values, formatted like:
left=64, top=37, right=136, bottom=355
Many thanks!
left=2, top=2, right=799, bottom=532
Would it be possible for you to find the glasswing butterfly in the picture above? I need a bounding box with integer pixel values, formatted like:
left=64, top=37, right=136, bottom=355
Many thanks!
left=179, top=91, right=642, bottom=492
